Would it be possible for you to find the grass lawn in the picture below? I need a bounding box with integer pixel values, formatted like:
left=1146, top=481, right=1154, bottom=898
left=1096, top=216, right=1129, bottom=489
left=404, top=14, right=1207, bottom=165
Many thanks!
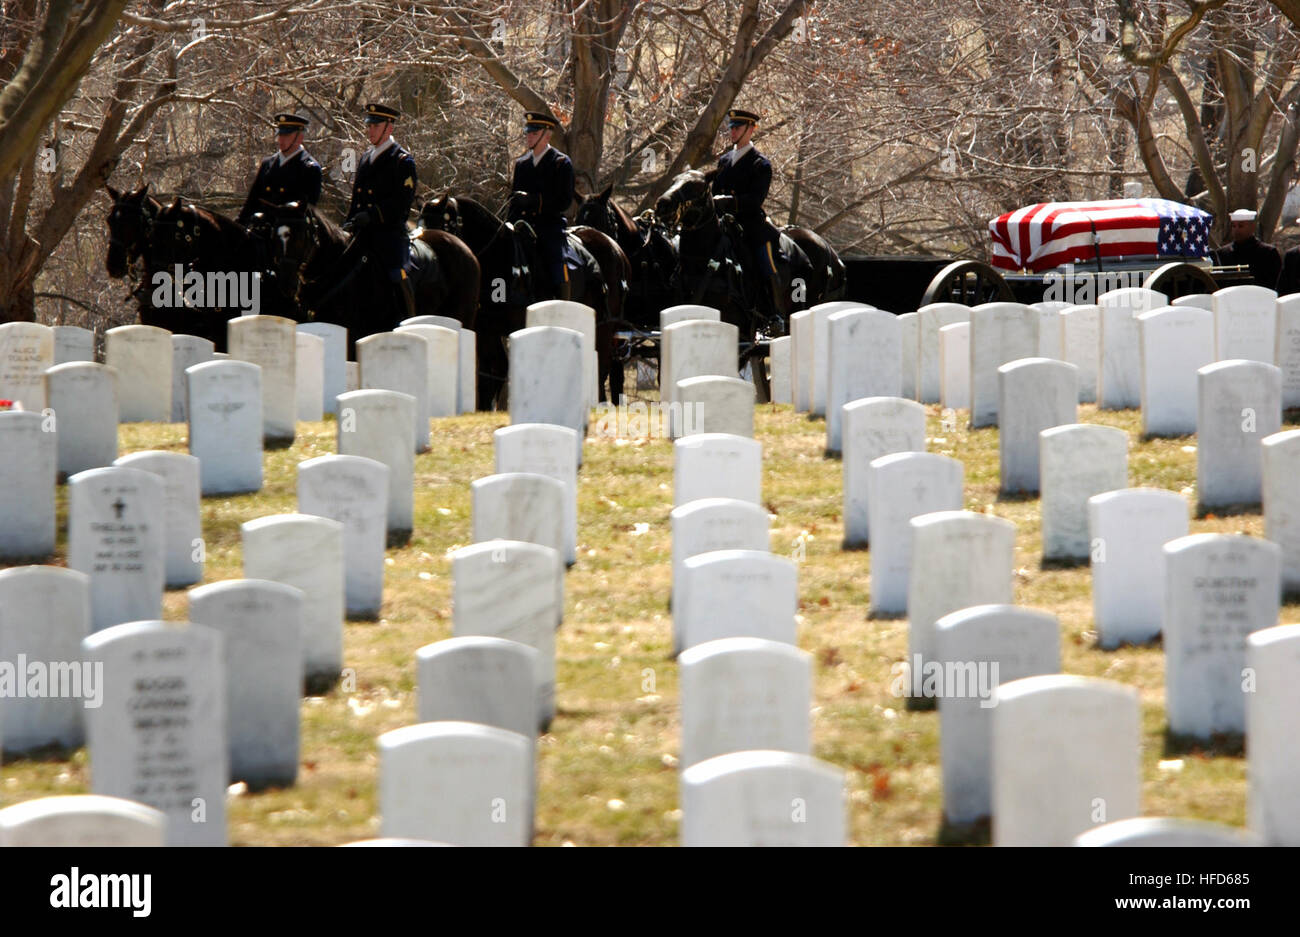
left=3, top=373, right=1292, bottom=845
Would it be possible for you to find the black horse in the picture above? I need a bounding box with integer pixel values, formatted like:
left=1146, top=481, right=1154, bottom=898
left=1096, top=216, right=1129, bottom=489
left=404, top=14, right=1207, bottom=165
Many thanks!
left=105, top=184, right=166, bottom=327
left=419, top=193, right=630, bottom=406
left=575, top=184, right=680, bottom=331
left=265, top=201, right=481, bottom=361
left=144, top=197, right=291, bottom=350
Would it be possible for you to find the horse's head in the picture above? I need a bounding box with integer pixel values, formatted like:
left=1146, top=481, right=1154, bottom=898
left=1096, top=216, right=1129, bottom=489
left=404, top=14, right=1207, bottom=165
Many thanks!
left=655, top=169, right=715, bottom=230
left=149, top=197, right=209, bottom=271
left=105, top=183, right=156, bottom=278
left=419, top=193, right=461, bottom=235
left=574, top=184, right=617, bottom=236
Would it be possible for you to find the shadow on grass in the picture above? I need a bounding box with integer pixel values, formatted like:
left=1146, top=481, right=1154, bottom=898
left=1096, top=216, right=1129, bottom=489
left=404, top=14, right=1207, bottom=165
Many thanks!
left=1093, top=633, right=1163, bottom=652
left=1194, top=502, right=1263, bottom=520
left=1162, top=729, right=1245, bottom=758
left=936, top=815, right=992, bottom=846
left=1, top=742, right=78, bottom=766
left=995, top=490, right=1039, bottom=504
left=1040, top=556, right=1089, bottom=571
left=904, top=695, right=937, bottom=713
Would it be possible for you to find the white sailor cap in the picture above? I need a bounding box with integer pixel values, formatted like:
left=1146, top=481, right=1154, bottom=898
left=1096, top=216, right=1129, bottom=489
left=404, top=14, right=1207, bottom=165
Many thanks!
left=1230, top=209, right=1257, bottom=222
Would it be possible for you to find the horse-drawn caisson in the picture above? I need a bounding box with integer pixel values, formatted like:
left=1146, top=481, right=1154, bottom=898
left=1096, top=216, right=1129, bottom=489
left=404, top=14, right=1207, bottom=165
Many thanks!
left=105, top=103, right=1260, bottom=410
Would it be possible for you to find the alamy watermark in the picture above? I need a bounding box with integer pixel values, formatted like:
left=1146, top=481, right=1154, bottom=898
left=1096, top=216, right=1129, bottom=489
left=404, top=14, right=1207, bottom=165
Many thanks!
left=150, top=265, right=261, bottom=314
left=1041, top=264, right=1148, bottom=306
left=890, top=655, right=1000, bottom=708
left=0, top=655, right=103, bottom=709
left=592, top=401, right=704, bottom=438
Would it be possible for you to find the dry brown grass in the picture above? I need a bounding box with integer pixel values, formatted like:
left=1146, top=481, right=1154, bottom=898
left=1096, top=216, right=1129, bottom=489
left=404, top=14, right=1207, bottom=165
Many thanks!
left=3, top=380, right=1294, bottom=845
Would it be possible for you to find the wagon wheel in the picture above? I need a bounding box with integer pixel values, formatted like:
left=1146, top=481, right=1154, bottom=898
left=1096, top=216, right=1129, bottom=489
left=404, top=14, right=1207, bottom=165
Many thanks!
left=740, top=342, right=772, bottom=404
left=1145, top=261, right=1218, bottom=300
left=921, top=260, right=1015, bottom=307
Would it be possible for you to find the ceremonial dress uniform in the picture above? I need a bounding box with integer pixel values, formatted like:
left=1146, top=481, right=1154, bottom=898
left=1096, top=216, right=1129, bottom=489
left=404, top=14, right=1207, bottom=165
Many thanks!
left=508, top=111, right=576, bottom=298
left=1277, top=246, right=1300, bottom=297
left=711, top=108, right=781, bottom=310
left=345, top=103, right=418, bottom=317
left=236, top=114, right=323, bottom=226
left=1216, top=235, right=1283, bottom=289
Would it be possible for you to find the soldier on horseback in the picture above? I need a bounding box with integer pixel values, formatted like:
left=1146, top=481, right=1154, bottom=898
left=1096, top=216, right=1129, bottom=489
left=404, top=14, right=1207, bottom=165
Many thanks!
left=507, top=110, right=577, bottom=301
left=343, top=103, right=419, bottom=320
left=711, top=107, right=783, bottom=323
left=236, top=113, right=323, bottom=226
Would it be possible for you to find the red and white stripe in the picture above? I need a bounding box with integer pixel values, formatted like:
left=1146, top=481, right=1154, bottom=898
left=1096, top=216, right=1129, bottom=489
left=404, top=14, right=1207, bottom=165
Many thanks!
left=988, top=200, right=1164, bottom=272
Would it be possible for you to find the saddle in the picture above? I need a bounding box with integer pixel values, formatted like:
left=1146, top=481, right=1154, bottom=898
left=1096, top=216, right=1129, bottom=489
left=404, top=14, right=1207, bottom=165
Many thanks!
left=404, top=235, right=439, bottom=290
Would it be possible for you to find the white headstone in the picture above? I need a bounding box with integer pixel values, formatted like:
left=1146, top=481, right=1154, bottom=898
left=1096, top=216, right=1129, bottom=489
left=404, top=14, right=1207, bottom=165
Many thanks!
left=769, top=336, right=792, bottom=405
left=52, top=325, right=94, bottom=366
left=0, top=411, right=56, bottom=559
left=471, top=473, right=566, bottom=573
left=659, top=304, right=720, bottom=329
left=997, top=357, right=1078, bottom=494
left=227, top=314, right=296, bottom=444
left=939, top=321, right=970, bottom=410
left=1074, top=816, right=1259, bottom=847
left=294, top=330, right=325, bottom=422
left=810, top=301, right=872, bottom=417
left=298, top=455, right=390, bottom=618
left=678, top=637, right=811, bottom=768
left=660, top=319, right=738, bottom=411
left=188, top=579, right=302, bottom=788
left=459, top=328, right=477, bottom=413
left=1089, top=488, right=1189, bottom=648
left=67, top=466, right=164, bottom=632
left=790, top=310, right=812, bottom=412
left=1263, top=429, right=1300, bottom=594
left=676, top=550, right=796, bottom=654
left=452, top=540, right=562, bottom=729
left=105, top=324, right=171, bottom=422
left=0, top=795, right=165, bottom=847
left=906, top=511, right=1015, bottom=691
left=1032, top=301, right=1067, bottom=359
left=673, top=434, right=762, bottom=507
left=1213, top=284, right=1277, bottom=363
left=1245, top=624, right=1300, bottom=845
left=935, top=605, right=1060, bottom=824
left=113, top=451, right=202, bottom=588
left=0, top=566, right=90, bottom=753
left=494, top=424, right=579, bottom=566
left=1275, top=295, right=1300, bottom=408
left=378, top=721, right=532, bottom=846
left=297, top=322, right=347, bottom=415
left=1039, top=424, right=1128, bottom=561
left=992, top=674, right=1139, bottom=846
left=1059, top=304, right=1100, bottom=403
left=841, top=397, right=926, bottom=546
left=919, top=303, right=970, bottom=404
left=1171, top=293, right=1214, bottom=310
left=186, top=359, right=263, bottom=495
left=670, top=498, right=770, bottom=630
left=241, top=513, right=344, bottom=687
left=674, top=374, right=754, bottom=438
left=0, top=322, right=53, bottom=411
left=1098, top=287, right=1164, bottom=409
left=1137, top=305, right=1215, bottom=436
left=1196, top=360, right=1282, bottom=510
left=416, top=636, right=538, bottom=739
left=401, top=314, right=462, bottom=330
left=45, top=362, right=118, bottom=477
left=336, top=389, right=415, bottom=537
left=170, top=334, right=214, bottom=423
left=1163, top=533, right=1280, bottom=737
left=898, top=311, right=919, bottom=399
left=358, top=331, right=430, bottom=452
left=680, top=751, right=846, bottom=847
left=395, top=324, right=458, bottom=419
left=866, top=451, right=964, bottom=614
left=82, top=620, right=228, bottom=846
left=969, top=302, right=1039, bottom=427
left=346, top=360, right=359, bottom=392
left=527, top=300, right=598, bottom=407
left=825, top=308, right=902, bottom=453
left=509, top=326, right=585, bottom=464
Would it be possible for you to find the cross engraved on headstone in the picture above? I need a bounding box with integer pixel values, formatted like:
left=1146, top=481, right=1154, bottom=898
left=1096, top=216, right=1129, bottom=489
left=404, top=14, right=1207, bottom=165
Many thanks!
left=112, top=497, right=127, bottom=519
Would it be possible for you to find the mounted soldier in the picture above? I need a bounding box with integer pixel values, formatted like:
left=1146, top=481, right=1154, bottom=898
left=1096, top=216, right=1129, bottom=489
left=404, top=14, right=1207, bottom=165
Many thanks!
left=507, top=110, right=578, bottom=300
left=711, top=107, right=783, bottom=321
left=236, top=113, right=323, bottom=226
left=343, top=102, right=419, bottom=320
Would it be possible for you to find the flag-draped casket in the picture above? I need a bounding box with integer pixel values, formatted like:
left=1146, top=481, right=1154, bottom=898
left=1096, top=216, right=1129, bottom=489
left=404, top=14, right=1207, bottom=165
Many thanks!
left=988, top=198, right=1214, bottom=272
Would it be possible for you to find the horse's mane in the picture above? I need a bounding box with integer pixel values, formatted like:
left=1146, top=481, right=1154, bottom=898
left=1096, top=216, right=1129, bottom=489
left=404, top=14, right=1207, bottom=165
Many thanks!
left=452, top=194, right=504, bottom=227
left=303, top=202, right=348, bottom=244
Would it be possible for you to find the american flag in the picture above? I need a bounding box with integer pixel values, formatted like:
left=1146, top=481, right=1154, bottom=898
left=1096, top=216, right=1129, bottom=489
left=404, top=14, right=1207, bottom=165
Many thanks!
left=988, top=198, right=1213, bottom=272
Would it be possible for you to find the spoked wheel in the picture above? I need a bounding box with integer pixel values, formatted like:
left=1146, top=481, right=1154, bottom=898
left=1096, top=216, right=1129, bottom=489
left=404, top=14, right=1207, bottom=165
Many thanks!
left=921, top=260, right=1015, bottom=306
left=1145, top=261, right=1218, bottom=300
left=741, top=341, right=772, bottom=404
